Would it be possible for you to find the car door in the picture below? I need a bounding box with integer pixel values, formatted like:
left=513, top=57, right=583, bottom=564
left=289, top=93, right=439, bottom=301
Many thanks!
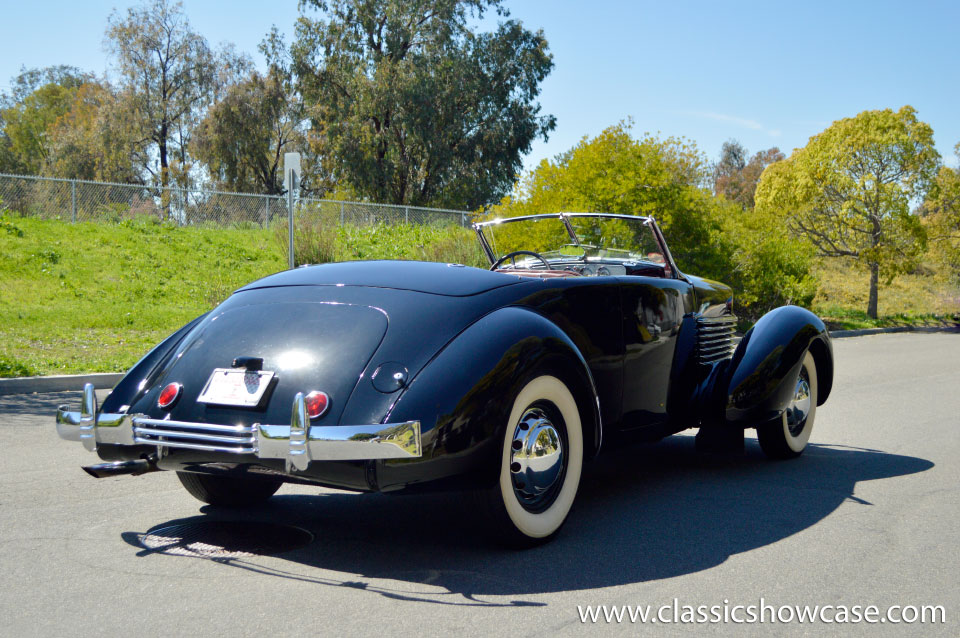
left=617, top=276, right=690, bottom=428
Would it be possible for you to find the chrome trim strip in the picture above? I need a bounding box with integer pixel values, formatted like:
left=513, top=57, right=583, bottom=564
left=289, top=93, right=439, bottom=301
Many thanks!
left=699, top=324, right=736, bottom=332
left=132, top=427, right=257, bottom=446
left=133, top=418, right=255, bottom=434
left=700, top=352, right=734, bottom=363
left=699, top=343, right=733, bottom=354
left=698, top=336, right=733, bottom=344
left=132, top=437, right=257, bottom=455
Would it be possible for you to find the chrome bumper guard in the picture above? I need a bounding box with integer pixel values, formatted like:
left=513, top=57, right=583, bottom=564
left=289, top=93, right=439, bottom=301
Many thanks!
left=56, top=384, right=421, bottom=472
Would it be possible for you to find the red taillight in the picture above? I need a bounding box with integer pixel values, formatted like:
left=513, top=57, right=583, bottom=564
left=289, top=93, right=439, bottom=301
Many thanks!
left=158, top=382, right=182, bottom=409
left=304, top=391, right=329, bottom=419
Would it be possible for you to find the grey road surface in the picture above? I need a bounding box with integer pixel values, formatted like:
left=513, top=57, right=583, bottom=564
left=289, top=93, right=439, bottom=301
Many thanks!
left=1, top=333, right=957, bottom=637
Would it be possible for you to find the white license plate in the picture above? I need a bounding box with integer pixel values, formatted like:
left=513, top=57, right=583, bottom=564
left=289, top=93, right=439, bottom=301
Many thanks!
left=197, top=368, right=276, bottom=407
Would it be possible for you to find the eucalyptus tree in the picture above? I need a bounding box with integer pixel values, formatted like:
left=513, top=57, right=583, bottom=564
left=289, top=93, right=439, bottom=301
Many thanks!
left=105, top=0, right=249, bottom=189
left=290, top=0, right=556, bottom=209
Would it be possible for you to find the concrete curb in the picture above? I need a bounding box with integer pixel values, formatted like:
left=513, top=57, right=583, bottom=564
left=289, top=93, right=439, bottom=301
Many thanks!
left=0, top=373, right=124, bottom=396
left=1, top=326, right=957, bottom=396
left=829, top=325, right=960, bottom=339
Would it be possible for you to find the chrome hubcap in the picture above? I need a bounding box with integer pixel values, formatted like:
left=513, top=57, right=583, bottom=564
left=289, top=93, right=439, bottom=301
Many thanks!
left=510, top=407, right=564, bottom=511
left=785, top=370, right=811, bottom=436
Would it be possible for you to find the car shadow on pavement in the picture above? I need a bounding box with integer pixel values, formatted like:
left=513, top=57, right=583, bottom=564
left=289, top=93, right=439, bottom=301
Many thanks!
left=120, top=435, right=932, bottom=605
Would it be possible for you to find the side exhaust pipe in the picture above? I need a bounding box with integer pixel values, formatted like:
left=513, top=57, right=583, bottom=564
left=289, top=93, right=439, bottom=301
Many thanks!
left=82, top=456, right=160, bottom=479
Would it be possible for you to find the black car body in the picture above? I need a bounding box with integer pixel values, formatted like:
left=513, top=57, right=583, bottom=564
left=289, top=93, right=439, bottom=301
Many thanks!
left=56, top=213, right=833, bottom=543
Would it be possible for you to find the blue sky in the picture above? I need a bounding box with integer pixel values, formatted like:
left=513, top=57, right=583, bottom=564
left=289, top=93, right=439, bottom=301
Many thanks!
left=2, top=0, right=958, bottom=171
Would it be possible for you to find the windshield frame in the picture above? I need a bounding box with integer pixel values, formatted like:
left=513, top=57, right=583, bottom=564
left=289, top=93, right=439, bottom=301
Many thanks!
left=472, top=212, right=681, bottom=280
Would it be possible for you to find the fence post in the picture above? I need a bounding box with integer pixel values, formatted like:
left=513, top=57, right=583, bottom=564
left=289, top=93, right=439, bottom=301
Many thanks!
left=263, top=195, right=269, bottom=228
left=179, top=188, right=184, bottom=226
left=70, top=180, right=77, bottom=223
left=405, top=206, right=409, bottom=224
left=340, top=202, right=344, bottom=225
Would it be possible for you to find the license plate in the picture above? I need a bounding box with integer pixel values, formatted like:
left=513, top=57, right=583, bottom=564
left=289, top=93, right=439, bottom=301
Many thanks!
left=197, top=368, right=276, bottom=407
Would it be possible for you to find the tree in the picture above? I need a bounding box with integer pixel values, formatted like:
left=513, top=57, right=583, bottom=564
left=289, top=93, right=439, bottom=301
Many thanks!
left=756, top=106, right=939, bottom=319
left=105, top=0, right=249, bottom=190
left=192, top=71, right=305, bottom=195
left=0, top=66, right=90, bottom=174
left=290, top=0, right=555, bottom=209
left=2, top=65, right=89, bottom=106
left=192, top=30, right=322, bottom=196
left=921, top=143, right=960, bottom=276
left=492, top=121, right=816, bottom=318
left=44, top=81, right=142, bottom=183
left=493, top=121, right=727, bottom=274
left=713, top=140, right=784, bottom=209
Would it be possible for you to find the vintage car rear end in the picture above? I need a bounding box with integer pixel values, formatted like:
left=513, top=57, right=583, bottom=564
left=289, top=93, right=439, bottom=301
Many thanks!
left=57, top=261, right=532, bottom=492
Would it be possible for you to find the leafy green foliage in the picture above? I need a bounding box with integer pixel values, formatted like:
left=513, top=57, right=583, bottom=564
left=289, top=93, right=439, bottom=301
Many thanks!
left=290, top=0, right=555, bottom=209
left=0, top=66, right=139, bottom=182
left=1, top=202, right=24, bottom=237
left=921, top=143, right=960, bottom=278
left=43, top=81, right=142, bottom=183
left=0, top=355, right=38, bottom=378
left=488, top=121, right=816, bottom=319
left=192, top=68, right=316, bottom=196
left=1, top=81, right=81, bottom=174
left=722, top=204, right=817, bottom=316
left=755, top=106, right=940, bottom=318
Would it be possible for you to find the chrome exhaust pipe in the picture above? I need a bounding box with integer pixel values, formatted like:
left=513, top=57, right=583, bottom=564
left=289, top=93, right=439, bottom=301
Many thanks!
left=82, top=457, right=160, bottom=478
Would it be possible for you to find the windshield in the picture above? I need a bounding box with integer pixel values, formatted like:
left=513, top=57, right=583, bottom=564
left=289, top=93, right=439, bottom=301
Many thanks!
left=477, top=214, right=665, bottom=266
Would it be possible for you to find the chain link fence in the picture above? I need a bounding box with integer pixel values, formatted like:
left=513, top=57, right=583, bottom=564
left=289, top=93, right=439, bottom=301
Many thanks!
left=0, top=172, right=475, bottom=229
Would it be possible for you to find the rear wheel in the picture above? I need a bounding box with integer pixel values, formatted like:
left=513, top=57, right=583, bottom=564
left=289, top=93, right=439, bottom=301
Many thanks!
left=476, top=373, right=584, bottom=547
left=757, top=351, right=818, bottom=459
left=176, top=471, right=283, bottom=507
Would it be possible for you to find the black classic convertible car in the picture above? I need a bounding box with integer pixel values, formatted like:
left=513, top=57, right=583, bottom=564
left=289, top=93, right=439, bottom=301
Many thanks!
left=56, top=213, right=833, bottom=544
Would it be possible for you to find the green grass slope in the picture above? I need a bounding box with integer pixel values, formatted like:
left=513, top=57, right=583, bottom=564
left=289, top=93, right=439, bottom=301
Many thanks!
left=1, top=216, right=285, bottom=375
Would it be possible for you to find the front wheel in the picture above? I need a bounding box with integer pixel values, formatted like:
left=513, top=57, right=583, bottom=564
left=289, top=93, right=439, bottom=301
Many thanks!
left=476, top=374, right=584, bottom=546
left=176, top=471, right=283, bottom=507
left=757, top=351, right=818, bottom=459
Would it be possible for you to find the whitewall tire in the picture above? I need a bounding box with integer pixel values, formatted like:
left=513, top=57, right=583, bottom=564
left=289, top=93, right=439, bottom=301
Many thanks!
left=480, top=374, right=584, bottom=545
left=757, top=351, right=818, bottom=459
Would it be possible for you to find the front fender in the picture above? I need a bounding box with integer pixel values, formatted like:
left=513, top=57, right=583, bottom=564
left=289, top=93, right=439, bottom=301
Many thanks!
left=377, top=306, right=601, bottom=491
left=723, top=305, right=833, bottom=426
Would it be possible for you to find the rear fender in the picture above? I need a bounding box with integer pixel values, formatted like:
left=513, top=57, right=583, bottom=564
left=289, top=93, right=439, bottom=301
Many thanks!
left=100, top=313, right=208, bottom=414
left=723, top=305, right=833, bottom=426
left=378, top=306, right=601, bottom=491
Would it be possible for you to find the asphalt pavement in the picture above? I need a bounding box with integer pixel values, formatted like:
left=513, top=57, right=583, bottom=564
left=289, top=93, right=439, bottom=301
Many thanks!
left=1, top=333, right=957, bottom=637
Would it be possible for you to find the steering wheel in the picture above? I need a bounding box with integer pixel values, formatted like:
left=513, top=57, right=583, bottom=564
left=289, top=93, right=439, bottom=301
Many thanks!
left=490, top=250, right=551, bottom=271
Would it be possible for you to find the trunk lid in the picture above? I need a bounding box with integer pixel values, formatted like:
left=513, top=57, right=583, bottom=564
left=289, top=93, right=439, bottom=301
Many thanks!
left=139, top=301, right=388, bottom=427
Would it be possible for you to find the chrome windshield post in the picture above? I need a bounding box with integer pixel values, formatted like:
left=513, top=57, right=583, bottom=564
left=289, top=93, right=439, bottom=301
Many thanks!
left=559, top=213, right=581, bottom=247
left=473, top=222, right=497, bottom=266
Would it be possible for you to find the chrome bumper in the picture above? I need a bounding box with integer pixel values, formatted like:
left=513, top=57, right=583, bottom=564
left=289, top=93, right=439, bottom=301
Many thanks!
left=56, top=384, right=422, bottom=472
